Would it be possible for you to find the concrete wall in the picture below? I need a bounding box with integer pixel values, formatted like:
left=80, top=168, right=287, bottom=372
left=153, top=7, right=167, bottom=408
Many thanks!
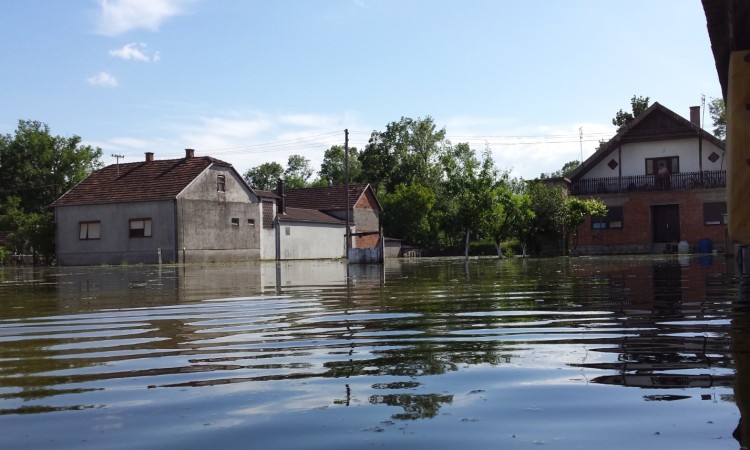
left=277, top=221, right=346, bottom=260
left=56, top=200, right=176, bottom=265
left=176, top=166, right=261, bottom=263
left=583, top=138, right=725, bottom=179
left=260, top=200, right=277, bottom=260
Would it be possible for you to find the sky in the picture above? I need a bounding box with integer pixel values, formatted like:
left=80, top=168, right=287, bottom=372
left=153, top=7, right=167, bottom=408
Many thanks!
left=1, top=0, right=722, bottom=181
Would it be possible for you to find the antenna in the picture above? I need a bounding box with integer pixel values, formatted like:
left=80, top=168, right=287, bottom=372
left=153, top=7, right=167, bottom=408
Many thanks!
left=579, top=127, right=583, bottom=165
left=111, top=154, right=125, bottom=176
left=701, top=94, right=706, bottom=129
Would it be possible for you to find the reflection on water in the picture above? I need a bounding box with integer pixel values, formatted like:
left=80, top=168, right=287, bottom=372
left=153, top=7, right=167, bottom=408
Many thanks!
left=0, top=256, right=745, bottom=449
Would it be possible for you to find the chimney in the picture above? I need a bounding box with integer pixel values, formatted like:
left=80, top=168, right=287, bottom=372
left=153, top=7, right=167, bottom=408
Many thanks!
left=145, top=152, right=154, bottom=162
left=185, top=148, right=195, bottom=158
left=689, top=106, right=701, bottom=127
left=276, top=178, right=286, bottom=215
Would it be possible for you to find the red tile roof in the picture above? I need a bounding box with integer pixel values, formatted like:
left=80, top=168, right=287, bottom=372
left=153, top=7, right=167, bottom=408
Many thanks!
left=278, top=207, right=345, bottom=224
left=53, top=156, right=232, bottom=206
left=281, top=184, right=379, bottom=211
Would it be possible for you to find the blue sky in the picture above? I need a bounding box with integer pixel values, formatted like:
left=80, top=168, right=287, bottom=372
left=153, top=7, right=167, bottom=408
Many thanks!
left=1, top=0, right=721, bottom=180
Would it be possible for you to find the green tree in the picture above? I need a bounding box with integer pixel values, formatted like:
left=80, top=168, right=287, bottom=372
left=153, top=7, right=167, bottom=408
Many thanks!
left=318, top=145, right=361, bottom=185
left=708, top=97, right=726, bottom=142
left=540, top=160, right=580, bottom=179
left=243, top=162, right=284, bottom=190
left=485, top=187, right=534, bottom=258
left=440, top=144, right=498, bottom=258
left=561, top=197, right=606, bottom=255
left=361, top=116, right=446, bottom=193
left=380, top=183, right=436, bottom=248
left=612, top=95, right=650, bottom=130
left=0, top=120, right=102, bottom=263
left=284, top=154, right=313, bottom=189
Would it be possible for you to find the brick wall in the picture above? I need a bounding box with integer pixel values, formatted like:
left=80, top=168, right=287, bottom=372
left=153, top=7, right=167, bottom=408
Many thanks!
left=575, top=190, right=726, bottom=254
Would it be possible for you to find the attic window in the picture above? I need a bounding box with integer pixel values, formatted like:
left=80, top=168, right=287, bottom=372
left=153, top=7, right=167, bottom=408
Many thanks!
left=708, top=152, right=720, bottom=163
left=607, top=159, right=618, bottom=170
left=217, top=175, right=226, bottom=192
left=231, top=218, right=240, bottom=226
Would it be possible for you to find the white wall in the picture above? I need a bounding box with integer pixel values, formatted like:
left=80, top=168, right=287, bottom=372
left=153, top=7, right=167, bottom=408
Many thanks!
left=278, top=221, right=346, bottom=260
left=583, top=137, right=725, bottom=179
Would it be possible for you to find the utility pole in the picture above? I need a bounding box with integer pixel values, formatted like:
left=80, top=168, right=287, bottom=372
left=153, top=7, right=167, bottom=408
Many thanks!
left=111, top=154, right=125, bottom=176
left=578, top=127, right=583, bottom=165
left=344, top=129, right=350, bottom=259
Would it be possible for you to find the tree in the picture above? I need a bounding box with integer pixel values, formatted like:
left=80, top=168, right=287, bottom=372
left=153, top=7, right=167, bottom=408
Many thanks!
left=484, top=187, right=534, bottom=258
left=708, top=97, right=726, bottom=142
left=284, top=154, right=313, bottom=189
left=0, top=120, right=103, bottom=262
left=380, top=183, right=436, bottom=248
left=561, top=197, right=606, bottom=255
left=612, top=95, right=650, bottom=130
left=318, top=145, right=361, bottom=185
left=440, top=144, right=498, bottom=258
left=360, top=116, right=447, bottom=193
left=540, top=160, right=580, bottom=179
left=243, top=162, right=283, bottom=190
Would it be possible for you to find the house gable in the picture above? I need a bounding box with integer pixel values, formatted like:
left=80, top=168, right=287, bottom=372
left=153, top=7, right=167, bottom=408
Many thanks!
left=570, top=103, right=725, bottom=182
left=53, top=155, right=237, bottom=206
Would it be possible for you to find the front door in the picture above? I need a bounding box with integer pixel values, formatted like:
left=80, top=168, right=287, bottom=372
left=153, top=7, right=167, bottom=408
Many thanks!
left=652, top=204, right=680, bottom=243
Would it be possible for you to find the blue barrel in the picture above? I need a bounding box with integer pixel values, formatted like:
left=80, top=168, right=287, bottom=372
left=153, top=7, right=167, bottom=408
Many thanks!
left=699, top=238, right=712, bottom=253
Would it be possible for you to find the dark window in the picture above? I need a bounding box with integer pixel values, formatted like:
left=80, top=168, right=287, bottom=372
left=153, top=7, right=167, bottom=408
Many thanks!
left=231, top=217, right=240, bottom=226
left=645, top=157, right=679, bottom=175
left=703, top=202, right=727, bottom=225
left=217, top=175, right=226, bottom=192
left=79, top=221, right=101, bottom=240
left=592, top=206, right=623, bottom=229
left=262, top=201, right=274, bottom=229
left=129, top=218, right=152, bottom=238
left=247, top=218, right=255, bottom=226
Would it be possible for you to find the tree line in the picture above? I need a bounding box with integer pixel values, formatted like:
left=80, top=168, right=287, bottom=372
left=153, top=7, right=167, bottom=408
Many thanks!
left=244, top=116, right=605, bottom=258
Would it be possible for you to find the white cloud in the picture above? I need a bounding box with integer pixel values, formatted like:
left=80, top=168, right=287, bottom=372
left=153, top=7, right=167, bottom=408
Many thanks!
left=95, top=0, right=191, bottom=36
left=86, top=71, right=119, bottom=87
left=109, top=42, right=160, bottom=62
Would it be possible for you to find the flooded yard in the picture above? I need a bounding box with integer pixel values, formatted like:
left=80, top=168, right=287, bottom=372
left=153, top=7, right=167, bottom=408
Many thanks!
left=0, top=255, right=746, bottom=449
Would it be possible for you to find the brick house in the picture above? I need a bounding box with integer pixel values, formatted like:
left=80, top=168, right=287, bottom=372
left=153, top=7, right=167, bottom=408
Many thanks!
left=568, top=102, right=727, bottom=254
left=279, top=184, right=383, bottom=249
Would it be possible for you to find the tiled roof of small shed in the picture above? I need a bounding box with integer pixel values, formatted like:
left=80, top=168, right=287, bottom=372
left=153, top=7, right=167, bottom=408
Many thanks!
left=278, top=207, right=345, bottom=225
left=53, top=156, right=231, bottom=206
left=282, top=184, right=373, bottom=211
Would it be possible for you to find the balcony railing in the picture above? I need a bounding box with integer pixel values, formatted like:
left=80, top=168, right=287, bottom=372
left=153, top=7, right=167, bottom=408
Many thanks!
left=571, top=170, right=726, bottom=195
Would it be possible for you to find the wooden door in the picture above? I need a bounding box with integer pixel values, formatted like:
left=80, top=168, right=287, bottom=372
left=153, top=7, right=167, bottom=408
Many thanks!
left=652, top=204, right=680, bottom=243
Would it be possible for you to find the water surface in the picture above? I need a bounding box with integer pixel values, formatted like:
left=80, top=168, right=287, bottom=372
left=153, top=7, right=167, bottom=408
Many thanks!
left=0, top=256, right=745, bottom=449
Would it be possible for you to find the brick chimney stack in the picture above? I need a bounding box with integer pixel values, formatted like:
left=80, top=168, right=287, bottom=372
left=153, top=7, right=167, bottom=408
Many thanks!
left=185, top=148, right=195, bottom=158
left=277, top=178, right=286, bottom=215
left=145, top=152, right=154, bottom=162
left=690, top=106, right=701, bottom=127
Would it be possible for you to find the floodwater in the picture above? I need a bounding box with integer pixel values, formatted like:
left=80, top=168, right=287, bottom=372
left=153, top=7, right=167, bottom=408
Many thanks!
left=0, top=255, right=747, bottom=449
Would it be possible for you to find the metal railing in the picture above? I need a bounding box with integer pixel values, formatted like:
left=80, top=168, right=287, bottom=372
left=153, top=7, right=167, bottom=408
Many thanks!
left=571, top=170, right=726, bottom=195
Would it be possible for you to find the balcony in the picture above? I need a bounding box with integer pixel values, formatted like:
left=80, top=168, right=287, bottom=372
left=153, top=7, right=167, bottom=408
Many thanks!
left=571, top=170, right=726, bottom=195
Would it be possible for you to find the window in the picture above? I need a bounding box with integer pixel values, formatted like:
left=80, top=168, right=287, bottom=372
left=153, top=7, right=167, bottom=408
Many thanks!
left=645, top=157, right=679, bottom=175
left=262, top=201, right=274, bottom=229
left=231, top=217, right=240, bottom=226
left=285, top=226, right=291, bottom=236
left=217, top=174, right=226, bottom=192
left=247, top=218, right=255, bottom=226
left=592, top=206, right=623, bottom=229
left=703, top=202, right=727, bottom=225
left=79, top=221, right=101, bottom=240
left=129, top=218, right=152, bottom=238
